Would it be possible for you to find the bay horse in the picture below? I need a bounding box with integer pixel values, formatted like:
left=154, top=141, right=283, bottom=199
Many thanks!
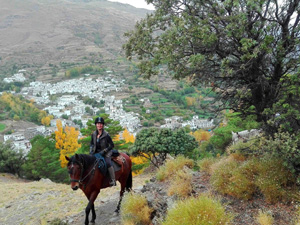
left=65, top=152, right=132, bottom=225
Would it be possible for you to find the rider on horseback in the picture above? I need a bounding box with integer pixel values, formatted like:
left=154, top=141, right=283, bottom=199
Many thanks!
left=90, top=117, right=116, bottom=186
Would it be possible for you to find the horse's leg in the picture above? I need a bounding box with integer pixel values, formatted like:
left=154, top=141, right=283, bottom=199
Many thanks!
left=85, top=201, right=92, bottom=225
left=90, top=203, right=96, bottom=223
left=115, top=180, right=127, bottom=212
left=85, top=192, right=99, bottom=225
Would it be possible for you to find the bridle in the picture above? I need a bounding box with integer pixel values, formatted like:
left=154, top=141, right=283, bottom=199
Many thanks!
left=69, top=156, right=100, bottom=187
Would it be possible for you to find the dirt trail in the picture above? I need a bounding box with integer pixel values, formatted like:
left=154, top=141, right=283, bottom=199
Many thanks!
left=0, top=173, right=150, bottom=225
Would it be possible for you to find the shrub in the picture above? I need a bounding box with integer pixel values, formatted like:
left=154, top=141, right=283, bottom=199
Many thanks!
left=156, top=155, right=194, bottom=181
left=210, top=155, right=258, bottom=200
left=256, top=210, right=274, bottom=225
left=120, top=193, right=153, bottom=225
left=210, top=156, right=239, bottom=195
left=197, top=157, right=219, bottom=174
left=258, top=131, right=300, bottom=177
left=167, top=169, right=193, bottom=198
left=255, top=156, right=296, bottom=203
left=226, top=138, right=260, bottom=157
left=162, top=195, right=233, bottom=225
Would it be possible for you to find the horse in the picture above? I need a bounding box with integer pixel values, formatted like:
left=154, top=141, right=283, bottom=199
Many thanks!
left=65, top=152, right=132, bottom=225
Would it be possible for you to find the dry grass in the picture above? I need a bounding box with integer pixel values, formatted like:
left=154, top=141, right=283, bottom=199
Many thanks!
left=256, top=210, right=274, bottom=225
left=197, top=157, right=219, bottom=174
left=255, top=157, right=296, bottom=203
left=0, top=172, right=152, bottom=224
left=156, top=155, right=194, bottom=181
left=162, top=194, right=233, bottom=225
left=167, top=169, right=193, bottom=198
left=120, top=192, right=153, bottom=225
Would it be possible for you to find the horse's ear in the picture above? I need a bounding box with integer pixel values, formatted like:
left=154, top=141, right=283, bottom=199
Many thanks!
left=65, top=156, right=70, bottom=161
left=75, top=153, right=80, bottom=160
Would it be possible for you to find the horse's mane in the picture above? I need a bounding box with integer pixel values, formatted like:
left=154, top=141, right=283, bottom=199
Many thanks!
left=70, top=154, right=96, bottom=170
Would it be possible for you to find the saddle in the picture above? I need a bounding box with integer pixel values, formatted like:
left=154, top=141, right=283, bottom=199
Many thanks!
left=111, top=149, right=126, bottom=173
left=94, top=150, right=125, bottom=174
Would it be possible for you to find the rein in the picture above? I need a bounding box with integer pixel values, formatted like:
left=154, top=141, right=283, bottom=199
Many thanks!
left=70, top=157, right=100, bottom=189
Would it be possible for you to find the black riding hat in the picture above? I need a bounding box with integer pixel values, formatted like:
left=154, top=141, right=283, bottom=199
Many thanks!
left=94, top=117, right=105, bottom=125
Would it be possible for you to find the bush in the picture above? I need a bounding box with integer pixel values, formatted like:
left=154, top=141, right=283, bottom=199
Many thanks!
left=120, top=193, right=153, bottom=225
left=210, top=155, right=257, bottom=200
left=258, top=131, right=300, bottom=177
left=255, top=156, right=296, bottom=203
left=209, top=154, right=297, bottom=203
left=167, top=169, right=193, bottom=198
left=156, top=155, right=194, bottom=181
left=162, top=195, right=233, bottom=225
left=197, top=157, right=219, bottom=174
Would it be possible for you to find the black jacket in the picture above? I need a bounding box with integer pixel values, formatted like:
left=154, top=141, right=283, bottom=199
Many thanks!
left=90, top=130, right=114, bottom=155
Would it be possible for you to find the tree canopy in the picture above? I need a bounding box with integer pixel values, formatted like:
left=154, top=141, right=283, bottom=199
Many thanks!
left=130, top=127, right=198, bottom=167
left=124, top=0, right=300, bottom=133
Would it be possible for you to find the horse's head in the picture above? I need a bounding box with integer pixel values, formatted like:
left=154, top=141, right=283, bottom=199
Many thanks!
left=66, top=154, right=83, bottom=191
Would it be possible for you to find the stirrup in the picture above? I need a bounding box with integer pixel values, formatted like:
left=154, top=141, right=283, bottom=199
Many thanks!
left=110, top=179, right=116, bottom=186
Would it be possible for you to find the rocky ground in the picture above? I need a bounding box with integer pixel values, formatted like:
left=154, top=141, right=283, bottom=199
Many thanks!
left=0, top=170, right=299, bottom=225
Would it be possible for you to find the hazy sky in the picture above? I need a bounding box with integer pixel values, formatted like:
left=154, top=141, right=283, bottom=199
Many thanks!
left=108, top=0, right=155, bottom=10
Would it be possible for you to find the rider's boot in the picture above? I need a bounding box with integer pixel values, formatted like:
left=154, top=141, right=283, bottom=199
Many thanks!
left=108, top=166, right=116, bottom=186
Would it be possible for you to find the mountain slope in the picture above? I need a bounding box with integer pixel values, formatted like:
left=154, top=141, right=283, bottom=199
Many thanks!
left=0, top=0, right=150, bottom=75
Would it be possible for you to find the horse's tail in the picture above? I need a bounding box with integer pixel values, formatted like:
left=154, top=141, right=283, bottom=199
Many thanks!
left=126, top=169, right=132, bottom=191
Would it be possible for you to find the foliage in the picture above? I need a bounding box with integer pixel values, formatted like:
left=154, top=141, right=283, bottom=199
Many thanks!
left=0, top=123, right=6, bottom=131
left=162, top=195, right=233, bottom=225
left=124, top=0, right=300, bottom=133
left=54, top=120, right=81, bottom=168
left=122, top=128, right=135, bottom=143
left=78, top=113, right=125, bottom=154
left=156, top=155, right=194, bottom=181
left=0, top=92, right=51, bottom=124
left=0, top=141, right=25, bottom=176
left=65, top=65, right=104, bottom=78
left=41, top=115, right=53, bottom=126
left=264, top=74, right=300, bottom=134
left=130, top=154, right=150, bottom=176
left=131, top=128, right=198, bottom=167
left=22, top=135, right=69, bottom=183
left=120, top=192, right=153, bottom=225
left=190, top=129, right=210, bottom=143
left=209, top=112, right=260, bottom=153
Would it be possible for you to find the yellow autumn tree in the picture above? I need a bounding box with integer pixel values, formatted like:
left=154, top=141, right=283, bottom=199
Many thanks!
left=41, top=115, right=53, bottom=126
left=191, top=129, right=211, bottom=143
left=123, top=128, right=135, bottom=143
left=186, top=97, right=196, bottom=107
left=55, top=120, right=81, bottom=168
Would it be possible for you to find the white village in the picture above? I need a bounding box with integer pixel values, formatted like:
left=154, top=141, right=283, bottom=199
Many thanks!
left=1, top=70, right=214, bottom=154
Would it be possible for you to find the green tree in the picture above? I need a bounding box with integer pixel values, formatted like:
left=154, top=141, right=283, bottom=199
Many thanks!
left=124, top=0, right=300, bottom=133
left=22, top=135, right=69, bottom=183
left=0, top=141, right=25, bottom=176
left=130, top=128, right=198, bottom=167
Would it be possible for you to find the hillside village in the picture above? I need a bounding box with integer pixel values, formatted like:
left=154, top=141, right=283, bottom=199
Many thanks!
left=1, top=71, right=214, bottom=154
